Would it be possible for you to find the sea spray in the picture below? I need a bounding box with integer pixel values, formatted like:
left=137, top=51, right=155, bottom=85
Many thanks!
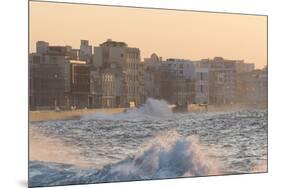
left=30, top=131, right=219, bottom=186
left=82, top=98, right=173, bottom=121
left=94, top=131, right=219, bottom=181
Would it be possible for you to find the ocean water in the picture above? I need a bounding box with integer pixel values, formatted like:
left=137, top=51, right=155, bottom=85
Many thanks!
left=29, top=99, right=267, bottom=187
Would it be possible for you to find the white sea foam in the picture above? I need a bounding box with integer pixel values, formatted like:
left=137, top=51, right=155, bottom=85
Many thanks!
left=30, top=131, right=219, bottom=186
left=82, top=98, right=173, bottom=121
left=95, top=131, right=219, bottom=181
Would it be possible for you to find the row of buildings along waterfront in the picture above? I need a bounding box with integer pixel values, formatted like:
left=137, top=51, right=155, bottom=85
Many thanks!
left=29, top=39, right=267, bottom=110
left=29, top=39, right=144, bottom=110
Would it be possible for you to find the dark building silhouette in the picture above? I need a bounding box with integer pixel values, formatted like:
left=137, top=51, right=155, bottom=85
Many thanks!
left=29, top=41, right=92, bottom=110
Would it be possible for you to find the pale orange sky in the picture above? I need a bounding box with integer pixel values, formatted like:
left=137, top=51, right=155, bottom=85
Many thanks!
left=29, top=1, right=267, bottom=68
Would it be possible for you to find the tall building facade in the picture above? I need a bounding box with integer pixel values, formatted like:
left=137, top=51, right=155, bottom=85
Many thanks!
left=162, top=59, right=196, bottom=106
left=144, top=53, right=162, bottom=99
left=237, top=67, right=267, bottom=104
left=29, top=41, right=93, bottom=110
left=208, top=57, right=237, bottom=104
left=70, top=63, right=91, bottom=108
left=92, top=39, right=145, bottom=107
left=235, top=60, right=255, bottom=73
left=193, top=60, right=210, bottom=104
left=79, top=40, right=93, bottom=63
left=144, top=55, right=196, bottom=107
left=29, top=61, right=72, bottom=110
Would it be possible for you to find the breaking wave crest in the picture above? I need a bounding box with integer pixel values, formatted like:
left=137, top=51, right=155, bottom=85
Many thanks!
left=82, top=98, right=173, bottom=121
left=30, top=131, right=219, bottom=187
left=95, top=131, right=218, bottom=181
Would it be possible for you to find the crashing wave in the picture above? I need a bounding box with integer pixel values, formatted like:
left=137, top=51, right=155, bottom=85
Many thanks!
left=95, top=132, right=218, bottom=181
left=29, top=131, right=218, bottom=187
left=82, top=98, right=173, bottom=121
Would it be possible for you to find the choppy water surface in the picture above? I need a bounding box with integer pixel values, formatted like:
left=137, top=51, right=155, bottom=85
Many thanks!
left=29, top=99, right=267, bottom=187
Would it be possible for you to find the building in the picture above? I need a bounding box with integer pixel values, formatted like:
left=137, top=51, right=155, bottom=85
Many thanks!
left=29, top=62, right=72, bottom=110
left=79, top=40, right=93, bottom=63
left=70, top=62, right=91, bottom=108
left=29, top=60, right=91, bottom=110
left=137, top=63, right=146, bottom=106
left=89, top=68, right=102, bottom=108
left=36, top=41, right=49, bottom=54
left=144, top=55, right=196, bottom=107
left=29, top=41, right=92, bottom=110
left=235, top=60, right=255, bottom=73
left=92, top=39, right=145, bottom=107
left=237, top=67, right=267, bottom=104
left=99, top=67, right=122, bottom=108
left=161, top=59, right=196, bottom=106
left=144, top=53, right=162, bottom=99
left=30, top=39, right=262, bottom=110
left=208, top=57, right=237, bottom=104
left=223, top=59, right=237, bottom=104
left=193, top=60, right=210, bottom=104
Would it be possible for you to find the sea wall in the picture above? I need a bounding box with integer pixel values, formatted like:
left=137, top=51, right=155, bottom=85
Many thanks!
left=187, top=103, right=267, bottom=113
left=29, top=108, right=125, bottom=122
left=207, top=103, right=267, bottom=112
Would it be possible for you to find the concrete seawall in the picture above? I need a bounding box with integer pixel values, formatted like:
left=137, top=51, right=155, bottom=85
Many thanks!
left=29, top=108, right=125, bottom=122
left=207, top=103, right=267, bottom=112
left=29, top=103, right=267, bottom=122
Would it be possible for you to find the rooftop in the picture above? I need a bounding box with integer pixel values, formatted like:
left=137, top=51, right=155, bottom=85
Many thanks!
left=100, top=39, right=128, bottom=47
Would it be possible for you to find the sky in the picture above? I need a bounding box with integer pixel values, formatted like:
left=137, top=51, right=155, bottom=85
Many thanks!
left=29, top=1, right=267, bottom=68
